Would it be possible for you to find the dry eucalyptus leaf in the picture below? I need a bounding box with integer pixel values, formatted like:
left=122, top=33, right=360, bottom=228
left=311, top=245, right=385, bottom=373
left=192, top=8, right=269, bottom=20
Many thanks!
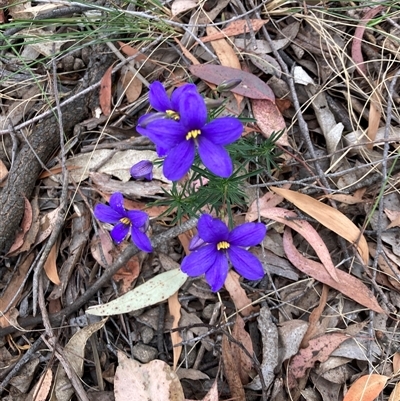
left=87, top=269, right=188, bottom=316
left=54, top=319, right=107, bottom=401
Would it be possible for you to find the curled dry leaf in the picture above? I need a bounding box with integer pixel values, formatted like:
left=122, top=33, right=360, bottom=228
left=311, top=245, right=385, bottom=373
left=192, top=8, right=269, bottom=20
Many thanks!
left=54, top=319, right=107, bottom=401
left=6, top=197, right=32, bottom=255
left=283, top=228, right=385, bottom=314
left=351, top=6, right=385, bottom=75
left=271, top=187, right=369, bottom=265
left=222, top=335, right=246, bottom=400
left=100, top=64, right=114, bottom=116
left=259, top=207, right=339, bottom=282
left=168, top=291, right=182, bottom=370
left=224, top=270, right=258, bottom=317
left=343, top=374, right=388, bottom=401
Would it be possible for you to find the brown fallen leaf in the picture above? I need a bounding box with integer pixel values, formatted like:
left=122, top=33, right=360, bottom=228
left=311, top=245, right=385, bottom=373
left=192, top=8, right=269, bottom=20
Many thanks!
left=168, top=291, right=182, bottom=371
left=224, top=270, right=258, bottom=317
left=271, top=187, right=369, bottom=265
left=6, top=197, right=32, bottom=256
left=259, top=207, right=339, bottom=282
left=44, top=241, right=61, bottom=286
left=351, top=6, right=385, bottom=75
left=222, top=335, right=246, bottom=401
left=289, top=332, right=350, bottom=382
left=252, top=99, right=288, bottom=146
left=202, top=19, right=268, bottom=43
left=283, top=227, right=385, bottom=314
left=100, top=64, right=114, bottom=116
left=344, top=374, right=388, bottom=401
left=190, top=64, right=275, bottom=101
left=231, top=315, right=254, bottom=384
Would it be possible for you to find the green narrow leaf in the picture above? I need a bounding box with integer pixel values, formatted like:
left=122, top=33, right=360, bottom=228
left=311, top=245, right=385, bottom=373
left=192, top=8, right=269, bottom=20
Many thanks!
left=87, top=269, right=188, bottom=316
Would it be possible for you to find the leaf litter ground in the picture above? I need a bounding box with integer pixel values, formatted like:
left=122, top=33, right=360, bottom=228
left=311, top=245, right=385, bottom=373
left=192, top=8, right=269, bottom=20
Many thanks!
left=1, top=1, right=400, bottom=400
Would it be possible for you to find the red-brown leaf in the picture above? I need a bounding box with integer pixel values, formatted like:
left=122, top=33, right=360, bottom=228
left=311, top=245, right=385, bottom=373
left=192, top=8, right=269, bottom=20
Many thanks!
left=190, top=64, right=275, bottom=101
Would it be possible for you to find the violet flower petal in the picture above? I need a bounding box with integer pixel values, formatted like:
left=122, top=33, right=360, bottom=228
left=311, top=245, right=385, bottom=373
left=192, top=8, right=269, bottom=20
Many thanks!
left=131, top=226, right=153, bottom=252
left=170, top=83, right=197, bottom=111
left=163, top=140, right=195, bottom=181
left=126, top=210, right=149, bottom=228
left=197, top=214, right=229, bottom=243
left=144, top=119, right=186, bottom=150
left=181, top=244, right=217, bottom=276
left=179, top=91, right=207, bottom=130
left=197, top=137, right=233, bottom=178
left=204, top=251, right=229, bottom=292
left=188, top=234, right=205, bottom=251
left=229, top=223, right=266, bottom=247
left=228, top=246, right=265, bottom=280
left=109, top=192, right=126, bottom=217
left=201, top=117, right=243, bottom=145
left=111, top=222, right=130, bottom=244
left=149, top=81, right=171, bottom=112
left=94, top=204, right=122, bottom=224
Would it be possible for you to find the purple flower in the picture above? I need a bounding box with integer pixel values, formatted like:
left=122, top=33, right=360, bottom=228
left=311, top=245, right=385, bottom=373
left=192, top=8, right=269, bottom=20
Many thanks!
left=181, top=214, right=266, bottom=292
left=94, top=192, right=152, bottom=252
left=130, top=160, right=153, bottom=181
left=149, top=81, right=197, bottom=119
left=139, top=90, right=243, bottom=180
left=138, top=82, right=197, bottom=156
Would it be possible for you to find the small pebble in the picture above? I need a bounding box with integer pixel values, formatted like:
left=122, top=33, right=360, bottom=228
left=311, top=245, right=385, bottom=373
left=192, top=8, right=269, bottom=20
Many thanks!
left=132, top=343, right=158, bottom=363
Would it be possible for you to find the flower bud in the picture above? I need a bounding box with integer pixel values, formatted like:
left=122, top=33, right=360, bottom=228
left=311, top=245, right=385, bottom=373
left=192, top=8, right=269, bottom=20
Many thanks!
left=138, top=112, right=167, bottom=128
left=216, top=78, right=242, bottom=92
left=130, top=160, right=153, bottom=181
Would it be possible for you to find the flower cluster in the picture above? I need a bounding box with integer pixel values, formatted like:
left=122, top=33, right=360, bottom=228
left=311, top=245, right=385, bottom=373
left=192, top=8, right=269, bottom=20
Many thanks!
left=137, top=81, right=244, bottom=181
left=93, top=81, right=266, bottom=292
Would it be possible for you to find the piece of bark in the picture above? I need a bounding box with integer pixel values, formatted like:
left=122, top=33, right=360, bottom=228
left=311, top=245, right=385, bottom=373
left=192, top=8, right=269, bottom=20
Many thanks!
left=0, top=46, right=114, bottom=253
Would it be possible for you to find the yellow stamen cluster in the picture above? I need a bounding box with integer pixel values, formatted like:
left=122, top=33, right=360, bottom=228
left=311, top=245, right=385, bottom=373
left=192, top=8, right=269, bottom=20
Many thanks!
left=217, top=241, right=230, bottom=251
left=120, top=217, right=131, bottom=225
left=186, top=129, right=201, bottom=141
left=166, top=110, right=180, bottom=121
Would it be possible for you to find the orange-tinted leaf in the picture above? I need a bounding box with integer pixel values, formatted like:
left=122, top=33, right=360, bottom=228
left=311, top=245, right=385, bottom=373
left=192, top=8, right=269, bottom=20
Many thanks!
left=393, top=352, right=400, bottom=373
left=351, top=6, right=385, bottom=75
left=283, top=228, right=385, bottom=314
left=222, top=335, right=246, bottom=400
left=246, top=191, right=284, bottom=222
left=202, top=19, right=268, bottom=43
left=259, top=207, right=339, bottom=282
left=225, top=270, right=258, bottom=317
left=289, top=332, right=349, bottom=380
left=117, top=41, right=146, bottom=62
left=252, top=99, right=288, bottom=146
left=190, top=64, right=275, bottom=101
left=389, top=381, right=400, bottom=401
left=120, top=69, right=143, bottom=103
left=270, top=187, right=369, bottom=265
left=0, top=253, right=34, bottom=327
left=232, top=315, right=254, bottom=384
left=168, top=291, right=182, bottom=370
left=344, top=374, right=388, bottom=401
left=0, top=159, right=8, bottom=182
left=7, top=197, right=32, bottom=255
left=113, top=254, right=141, bottom=294
left=44, top=242, right=61, bottom=285
left=100, top=64, right=113, bottom=116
